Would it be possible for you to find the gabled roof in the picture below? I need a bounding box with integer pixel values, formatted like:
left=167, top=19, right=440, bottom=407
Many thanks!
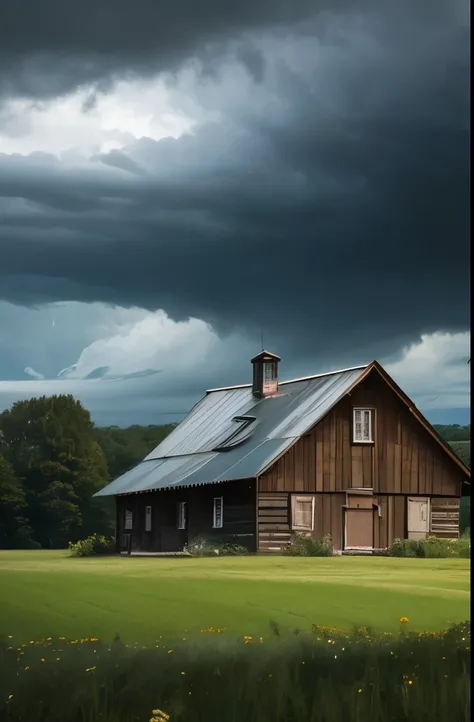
left=94, top=360, right=470, bottom=497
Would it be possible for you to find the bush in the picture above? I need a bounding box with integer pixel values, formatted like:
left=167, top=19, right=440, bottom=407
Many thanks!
left=186, top=536, right=249, bottom=556
left=388, top=536, right=470, bottom=558
left=284, top=533, right=333, bottom=556
left=0, top=622, right=470, bottom=722
left=68, top=533, right=115, bottom=557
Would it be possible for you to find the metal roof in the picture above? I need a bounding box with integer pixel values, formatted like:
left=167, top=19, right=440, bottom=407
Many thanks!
left=94, top=365, right=367, bottom=497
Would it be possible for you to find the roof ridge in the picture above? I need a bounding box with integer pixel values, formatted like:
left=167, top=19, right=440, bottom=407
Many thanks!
left=206, top=364, right=368, bottom=394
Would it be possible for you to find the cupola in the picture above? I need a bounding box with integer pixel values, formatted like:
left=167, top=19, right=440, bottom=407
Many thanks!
left=251, top=350, right=280, bottom=397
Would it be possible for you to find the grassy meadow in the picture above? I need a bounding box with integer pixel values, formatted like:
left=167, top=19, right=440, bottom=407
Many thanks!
left=0, top=552, right=470, bottom=721
left=0, top=551, right=470, bottom=642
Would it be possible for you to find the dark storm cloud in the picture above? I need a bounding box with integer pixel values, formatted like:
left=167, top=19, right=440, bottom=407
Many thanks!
left=1, top=0, right=328, bottom=100
left=0, top=1, right=470, bottom=369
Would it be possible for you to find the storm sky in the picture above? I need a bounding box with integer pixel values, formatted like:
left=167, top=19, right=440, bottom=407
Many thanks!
left=0, top=1, right=470, bottom=426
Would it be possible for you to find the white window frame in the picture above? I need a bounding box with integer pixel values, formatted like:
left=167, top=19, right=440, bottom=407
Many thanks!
left=213, top=497, right=224, bottom=529
left=145, top=505, right=152, bottom=532
left=352, top=408, right=374, bottom=443
left=291, top=495, right=315, bottom=532
left=124, top=509, right=133, bottom=530
left=177, top=501, right=187, bottom=530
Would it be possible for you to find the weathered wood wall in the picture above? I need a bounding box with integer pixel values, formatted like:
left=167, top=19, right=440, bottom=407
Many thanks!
left=116, top=480, right=257, bottom=553
left=257, top=492, right=345, bottom=552
left=260, top=369, right=465, bottom=496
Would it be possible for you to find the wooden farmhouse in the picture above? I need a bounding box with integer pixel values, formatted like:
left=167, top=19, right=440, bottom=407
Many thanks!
left=95, top=352, right=471, bottom=554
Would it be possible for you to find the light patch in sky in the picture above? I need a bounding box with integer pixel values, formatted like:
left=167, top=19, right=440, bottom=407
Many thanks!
left=0, top=77, right=202, bottom=156
left=0, top=299, right=470, bottom=426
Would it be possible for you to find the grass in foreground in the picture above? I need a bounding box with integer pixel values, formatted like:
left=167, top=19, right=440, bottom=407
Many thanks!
left=0, top=552, right=470, bottom=642
left=0, top=621, right=470, bottom=722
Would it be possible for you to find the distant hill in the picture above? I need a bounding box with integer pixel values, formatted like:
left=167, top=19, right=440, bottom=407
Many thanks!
left=447, top=441, right=470, bottom=469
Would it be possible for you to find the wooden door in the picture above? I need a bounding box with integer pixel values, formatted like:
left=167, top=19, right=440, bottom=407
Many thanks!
left=407, top=497, right=430, bottom=540
left=344, top=509, right=373, bottom=549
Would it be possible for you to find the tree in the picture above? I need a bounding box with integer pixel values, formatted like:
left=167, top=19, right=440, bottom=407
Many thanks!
left=0, top=395, right=112, bottom=548
left=0, top=454, right=33, bottom=548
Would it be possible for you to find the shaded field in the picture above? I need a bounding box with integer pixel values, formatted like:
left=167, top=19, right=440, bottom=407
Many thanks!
left=0, top=552, right=469, bottom=642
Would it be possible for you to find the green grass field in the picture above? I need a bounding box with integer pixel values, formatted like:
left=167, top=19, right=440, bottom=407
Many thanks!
left=0, top=551, right=469, bottom=643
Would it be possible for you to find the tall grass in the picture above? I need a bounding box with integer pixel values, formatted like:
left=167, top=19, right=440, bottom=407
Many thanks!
left=0, top=621, right=470, bottom=722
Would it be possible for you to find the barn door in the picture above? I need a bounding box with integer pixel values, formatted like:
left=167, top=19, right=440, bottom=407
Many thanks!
left=407, top=497, right=430, bottom=540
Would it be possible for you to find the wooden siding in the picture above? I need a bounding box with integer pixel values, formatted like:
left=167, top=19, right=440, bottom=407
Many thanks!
left=257, top=492, right=345, bottom=552
left=258, top=493, right=290, bottom=552
left=116, top=480, right=257, bottom=553
left=260, top=368, right=465, bottom=497
left=430, top=497, right=460, bottom=538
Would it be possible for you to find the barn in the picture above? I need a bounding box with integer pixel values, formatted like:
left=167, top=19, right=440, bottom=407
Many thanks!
left=95, top=352, right=470, bottom=554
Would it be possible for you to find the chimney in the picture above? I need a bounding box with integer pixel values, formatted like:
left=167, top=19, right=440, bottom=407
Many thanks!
left=251, top=350, right=280, bottom=397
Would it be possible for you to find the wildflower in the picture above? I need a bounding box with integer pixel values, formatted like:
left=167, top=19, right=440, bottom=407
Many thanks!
left=24, top=667, right=30, bottom=671
left=151, top=710, right=170, bottom=722
left=56, top=658, right=60, bottom=661
left=167, top=649, right=173, bottom=654
left=59, top=637, right=65, bottom=640
left=40, top=658, right=46, bottom=663
left=8, top=695, right=13, bottom=700
left=180, top=671, right=186, bottom=675
left=399, top=617, right=409, bottom=624
left=85, top=666, right=96, bottom=673
left=7, top=636, right=12, bottom=639
left=358, top=689, right=363, bottom=694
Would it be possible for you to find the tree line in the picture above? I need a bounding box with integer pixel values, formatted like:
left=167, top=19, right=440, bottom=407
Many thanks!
left=0, top=394, right=470, bottom=549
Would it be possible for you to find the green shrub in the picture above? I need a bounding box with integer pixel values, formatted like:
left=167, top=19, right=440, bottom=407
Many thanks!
left=284, top=533, right=333, bottom=556
left=186, top=536, right=249, bottom=556
left=68, top=533, right=115, bottom=557
left=388, top=536, right=470, bottom=558
left=0, top=622, right=469, bottom=722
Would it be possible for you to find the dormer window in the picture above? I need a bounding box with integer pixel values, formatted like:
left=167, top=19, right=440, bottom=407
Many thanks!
left=353, top=408, right=374, bottom=443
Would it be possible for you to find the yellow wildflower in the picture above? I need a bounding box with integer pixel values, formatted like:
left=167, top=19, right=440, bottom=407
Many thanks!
left=358, top=689, right=363, bottom=694
left=24, top=667, right=30, bottom=671
left=8, top=695, right=13, bottom=700
left=85, top=666, right=96, bottom=673
left=180, top=671, right=186, bottom=675
left=399, top=617, right=409, bottom=624
left=151, top=710, right=170, bottom=722
left=167, top=649, right=173, bottom=654
left=7, top=635, right=12, bottom=639
left=40, top=658, right=46, bottom=663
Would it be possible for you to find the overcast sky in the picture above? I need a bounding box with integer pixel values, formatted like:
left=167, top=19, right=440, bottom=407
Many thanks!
left=0, top=1, right=470, bottom=427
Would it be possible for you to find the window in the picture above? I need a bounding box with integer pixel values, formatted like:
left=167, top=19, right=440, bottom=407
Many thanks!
left=177, top=501, right=187, bottom=530
left=124, top=509, right=133, bottom=530
left=213, top=497, right=224, bottom=528
left=291, top=495, right=315, bottom=532
left=145, top=505, right=152, bottom=532
left=353, top=408, right=373, bottom=443
left=264, top=362, right=275, bottom=383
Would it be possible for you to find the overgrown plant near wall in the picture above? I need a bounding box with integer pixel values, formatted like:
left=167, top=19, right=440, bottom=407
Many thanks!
left=68, top=534, right=115, bottom=557
left=283, top=533, right=333, bottom=556
left=388, top=536, right=470, bottom=558
left=0, top=621, right=469, bottom=722
left=186, top=536, right=249, bottom=556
